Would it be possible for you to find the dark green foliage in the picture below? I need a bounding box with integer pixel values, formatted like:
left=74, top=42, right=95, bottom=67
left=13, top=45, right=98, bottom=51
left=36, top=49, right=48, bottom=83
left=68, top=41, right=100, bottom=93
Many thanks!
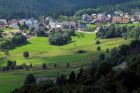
left=23, top=51, right=29, bottom=59
left=7, top=60, right=16, bottom=70
left=76, top=50, right=86, bottom=53
left=48, top=31, right=72, bottom=46
left=42, top=63, right=47, bottom=69
left=11, top=33, right=27, bottom=46
left=24, top=74, right=36, bottom=86
left=0, top=0, right=136, bottom=19
left=18, top=22, right=29, bottom=30
left=95, top=40, right=101, bottom=45
left=129, top=27, right=140, bottom=40
left=94, top=62, right=112, bottom=79
left=66, top=29, right=76, bottom=36
left=0, top=33, right=27, bottom=50
left=66, top=63, right=70, bottom=68
left=0, top=30, right=3, bottom=38
left=0, top=39, right=12, bottom=49
left=97, top=46, right=101, bottom=51
left=37, top=31, right=46, bottom=37
left=54, top=64, right=57, bottom=68
left=69, top=71, right=76, bottom=83
left=56, top=74, right=67, bottom=85
left=77, top=67, right=83, bottom=80
left=106, top=48, right=109, bottom=53
left=99, top=53, right=105, bottom=61
left=96, top=26, right=123, bottom=38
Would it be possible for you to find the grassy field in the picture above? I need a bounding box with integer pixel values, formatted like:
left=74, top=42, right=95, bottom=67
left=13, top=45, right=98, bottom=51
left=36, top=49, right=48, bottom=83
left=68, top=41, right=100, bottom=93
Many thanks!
left=0, top=32, right=131, bottom=93
left=114, top=23, right=140, bottom=27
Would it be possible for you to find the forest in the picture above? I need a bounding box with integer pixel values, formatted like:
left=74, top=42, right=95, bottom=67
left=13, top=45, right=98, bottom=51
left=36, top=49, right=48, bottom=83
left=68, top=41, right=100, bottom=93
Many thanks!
left=0, top=0, right=139, bottom=19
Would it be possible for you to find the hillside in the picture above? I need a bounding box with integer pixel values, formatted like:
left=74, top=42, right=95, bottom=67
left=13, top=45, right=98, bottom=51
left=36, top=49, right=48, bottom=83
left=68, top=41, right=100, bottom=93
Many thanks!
left=0, top=0, right=138, bottom=18
left=11, top=40, right=140, bottom=93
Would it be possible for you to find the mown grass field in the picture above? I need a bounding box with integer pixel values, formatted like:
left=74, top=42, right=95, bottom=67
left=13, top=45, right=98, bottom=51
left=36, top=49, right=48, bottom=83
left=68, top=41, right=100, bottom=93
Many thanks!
left=0, top=32, right=131, bottom=93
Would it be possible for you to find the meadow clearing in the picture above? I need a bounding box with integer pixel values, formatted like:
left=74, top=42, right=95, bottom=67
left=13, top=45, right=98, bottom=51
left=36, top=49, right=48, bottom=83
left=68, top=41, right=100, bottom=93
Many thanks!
left=0, top=31, right=131, bottom=93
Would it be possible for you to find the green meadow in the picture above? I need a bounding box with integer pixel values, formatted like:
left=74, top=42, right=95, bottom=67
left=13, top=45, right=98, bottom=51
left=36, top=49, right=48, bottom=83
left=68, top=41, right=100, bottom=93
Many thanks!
left=0, top=32, right=131, bottom=93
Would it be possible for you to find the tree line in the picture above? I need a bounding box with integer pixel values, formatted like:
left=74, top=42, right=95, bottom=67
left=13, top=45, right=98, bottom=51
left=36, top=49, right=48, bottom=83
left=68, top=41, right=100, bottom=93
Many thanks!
left=0, top=0, right=138, bottom=19
left=96, top=25, right=140, bottom=40
left=0, top=32, right=27, bottom=50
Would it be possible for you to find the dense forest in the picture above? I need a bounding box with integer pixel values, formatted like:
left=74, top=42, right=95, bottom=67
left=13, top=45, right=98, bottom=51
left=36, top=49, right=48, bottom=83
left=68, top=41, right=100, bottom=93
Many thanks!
left=0, top=0, right=139, bottom=19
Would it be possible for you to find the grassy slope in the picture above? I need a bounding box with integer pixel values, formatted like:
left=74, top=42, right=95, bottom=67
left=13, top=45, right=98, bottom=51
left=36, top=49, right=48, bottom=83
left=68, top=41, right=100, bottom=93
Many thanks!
left=0, top=32, right=131, bottom=93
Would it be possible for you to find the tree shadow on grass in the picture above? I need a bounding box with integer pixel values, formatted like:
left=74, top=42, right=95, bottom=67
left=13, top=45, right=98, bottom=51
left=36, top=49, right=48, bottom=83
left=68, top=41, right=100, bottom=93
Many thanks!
left=50, top=40, right=76, bottom=46
left=9, top=41, right=32, bottom=50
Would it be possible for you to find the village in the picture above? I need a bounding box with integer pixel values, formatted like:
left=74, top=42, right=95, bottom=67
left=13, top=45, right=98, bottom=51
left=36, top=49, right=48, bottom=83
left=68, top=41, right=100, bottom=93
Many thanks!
left=0, top=0, right=140, bottom=92
left=0, top=10, right=139, bottom=37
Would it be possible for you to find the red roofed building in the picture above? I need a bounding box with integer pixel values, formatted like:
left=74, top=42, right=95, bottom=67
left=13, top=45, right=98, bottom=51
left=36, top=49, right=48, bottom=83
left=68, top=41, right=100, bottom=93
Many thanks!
left=112, top=16, right=130, bottom=24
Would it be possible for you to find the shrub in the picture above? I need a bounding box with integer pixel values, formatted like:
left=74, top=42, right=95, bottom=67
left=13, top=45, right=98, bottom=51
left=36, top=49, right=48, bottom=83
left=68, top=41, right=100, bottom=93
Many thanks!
left=95, top=40, right=101, bottom=45
left=97, top=46, right=101, bottom=51
left=42, top=63, right=47, bottom=69
left=23, top=51, right=29, bottom=59
left=76, top=50, right=86, bottom=53
left=24, top=74, right=36, bottom=86
left=11, top=34, right=27, bottom=46
left=66, top=63, right=70, bottom=68
left=54, top=64, right=57, bottom=68
left=106, top=48, right=109, bottom=53
left=48, top=33, right=71, bottom=46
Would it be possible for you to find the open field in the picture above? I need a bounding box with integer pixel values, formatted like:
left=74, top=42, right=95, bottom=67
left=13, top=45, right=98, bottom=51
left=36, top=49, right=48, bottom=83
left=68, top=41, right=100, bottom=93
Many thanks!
left=3, top=28, right=19, bottom=33
left=0, top=32, right=131, bottom=93
left=0, top=32, right=131, bottom=65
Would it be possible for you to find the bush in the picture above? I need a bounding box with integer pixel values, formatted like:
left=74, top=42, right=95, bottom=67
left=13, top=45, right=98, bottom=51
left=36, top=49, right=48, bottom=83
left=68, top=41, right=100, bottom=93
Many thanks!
left=97, top=46, right=101, bottom=51
left=0, top=33, right=27, bottom=50
left=11, top=34, right=27, bottom=46
left=0, top=39, right=12, bottom=49
left=106, top=48, right=109, bottom=53
left=76, top=50, right=86, bottom=53
left=54, top=64, right=57, bottom=68
left=95, top=40, right=101, bottom=45
left=66, top=63, right=70, bottom=68
left=24, top=74, right=36, bottom=86
left=42, top=63, right=47, bottom=69
left=7, top=60, right=16, bottom=70
left=36, top=30, right=46, bottom=37
left=48, top=33, right=71, bottom=46
left=66, top=29, right=76, bottom=36
left=23, top=51, right=29, bottom=59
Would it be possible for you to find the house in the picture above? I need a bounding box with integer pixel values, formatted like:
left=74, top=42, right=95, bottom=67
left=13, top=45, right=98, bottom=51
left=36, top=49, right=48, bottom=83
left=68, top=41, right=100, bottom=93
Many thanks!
left=36, top=77, right=48, bottom=83
left=49, top=21, right=62, bottom=29
left=0, top=19, right=7, bottom=29
left=130, top=16, right=138, bottom=22
left=122, top=18, right=130, bottom=23
left=79, top=23, right=87, bottom=31
left=114, top=11, right=124, bottom=17
left=97, top=13, right=107, bottom=22
left=25, top=18, right=38, bottom=27
left=134, top=11, right=140, bottom=20
left=112, top=16, right=129, bottom=24
left=82, top=14, right=91, bottom=23
left=124, top=13, right=130, bottom=19
left=0, top=19, right=7, bottom=25
left=90, top=19, right=101, bottom=24
left=45, top=16, right=53, bottom=25
left=18, top=19, right=26, bottom=25
left=61, top=21, right=77, bottom=29
left=0, top=25, right=5, bottom=29
left=91, top=14, right=97, bottom=20
left=8, top=19, right=19, bottom=28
